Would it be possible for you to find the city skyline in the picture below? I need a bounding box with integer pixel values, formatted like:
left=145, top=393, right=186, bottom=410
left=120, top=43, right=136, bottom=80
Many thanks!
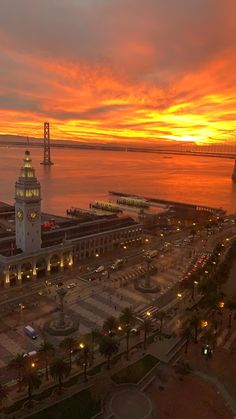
left=0, top=0, right=236, bottom=145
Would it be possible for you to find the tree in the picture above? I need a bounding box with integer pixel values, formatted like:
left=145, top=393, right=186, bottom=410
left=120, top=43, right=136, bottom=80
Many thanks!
left=119, top=307, right=136, bottom=360
left=103, top=316, right=118, bottom=336
left=39, top=341, right=55, bottom=380
left=50, top=358, right=70, bottom=393
left=91, top=328, right=102, bottom=346
left=226, top=300, right=236, bottom=328
left=141, top=319, right=153, bottom=350
left=76, top=344, right=93, bottom=382
left=99, top=336, right=119, bottom=369
left=22, top=367, right=41, bottom=407
left=181, top=326, right=192, bottom=354
left=0, top=383, right=8, bottom=407
left=8, top=353, right=25, bottom=392
left=189, top=313, right=201, bottom=343
left=60, top=336, right=78, bottom=370
left=155, top=310, right=168, bottom=340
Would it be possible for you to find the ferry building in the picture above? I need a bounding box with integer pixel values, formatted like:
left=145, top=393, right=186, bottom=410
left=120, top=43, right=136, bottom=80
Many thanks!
left=0, top=151, right=143, bottom=287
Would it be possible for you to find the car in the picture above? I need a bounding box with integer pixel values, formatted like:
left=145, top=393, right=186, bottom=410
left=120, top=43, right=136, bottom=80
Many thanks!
left=56, top=282, right=63, bottom=287
left=95, top=265, right=105, bottom=273
left=23, top=350, right=37, bottom=358
left=101, top=271, right=108, bottom=277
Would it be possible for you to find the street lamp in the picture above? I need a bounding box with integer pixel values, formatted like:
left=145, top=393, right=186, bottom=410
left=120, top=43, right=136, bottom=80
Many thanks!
left=79, top=342, right=85, bottom=349
left=118, top=325, right=122, bottom=331
left=31, top=362, right=36, bottom=368
left=95, top=253, right=99, bottom=258
left=218, top=301, right=225, bottom=309
left=146, top=311, right=151, bottom=317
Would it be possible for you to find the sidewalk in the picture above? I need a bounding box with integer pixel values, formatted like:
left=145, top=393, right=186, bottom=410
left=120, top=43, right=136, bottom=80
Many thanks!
left=194, top=370, right=236, bottom=417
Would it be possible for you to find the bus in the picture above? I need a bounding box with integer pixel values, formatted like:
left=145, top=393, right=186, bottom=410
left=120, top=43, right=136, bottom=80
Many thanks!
left=24, top=325, right=38, bottom=340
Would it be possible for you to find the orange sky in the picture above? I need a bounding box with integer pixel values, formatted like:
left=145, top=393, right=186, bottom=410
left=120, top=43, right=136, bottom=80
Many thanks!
left=0, top=0, right=236, bottom=145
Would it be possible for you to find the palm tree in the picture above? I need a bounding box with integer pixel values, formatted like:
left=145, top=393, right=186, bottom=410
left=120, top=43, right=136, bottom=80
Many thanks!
left=91, top=328, right=102, bottom=346
left=189, top=313, right=201, bottom=343
left=119, top=307, right=136, bottom=360
left=181, top=326, right=192, bottom=354
left=0, top=383, right=8, bottom=407
left=50, top=358, right=70, bottom=394
left=60, top=336, right=78, bottom=370
left=39, top=341, right=55, bottom=381
left=8, top=353, right=25, bottom=392
left=99, top=336, right=119, bottom=369
left=141, top=319, right=153, bottom=350
left=76, top=344, right=93, bottom=382
left=226, top=300, right=236, bottom=328
left=155, top=310, right=167, bottom=340
left=103, top=316, right=118, bottom=336
left=22, top=367, right=41, bottom=407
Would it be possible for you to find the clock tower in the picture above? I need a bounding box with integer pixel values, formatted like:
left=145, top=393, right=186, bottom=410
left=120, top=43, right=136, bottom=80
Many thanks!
left=15, top=150, right=41, bottom=253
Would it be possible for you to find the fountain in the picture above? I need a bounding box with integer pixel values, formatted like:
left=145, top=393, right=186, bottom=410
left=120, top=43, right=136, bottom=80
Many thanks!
left=44, top=286, right=78, bottom=336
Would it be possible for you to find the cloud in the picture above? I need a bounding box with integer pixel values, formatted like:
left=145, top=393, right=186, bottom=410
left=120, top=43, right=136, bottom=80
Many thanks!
left=0, top=0, right=235, bottom=143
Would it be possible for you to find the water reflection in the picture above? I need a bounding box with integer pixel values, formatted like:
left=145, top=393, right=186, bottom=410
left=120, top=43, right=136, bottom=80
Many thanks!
left=0, top=146, right=235, bottom=215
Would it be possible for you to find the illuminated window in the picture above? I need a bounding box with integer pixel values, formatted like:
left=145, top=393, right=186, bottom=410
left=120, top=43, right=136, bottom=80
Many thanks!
left=25, top=189, right=39, bottom=197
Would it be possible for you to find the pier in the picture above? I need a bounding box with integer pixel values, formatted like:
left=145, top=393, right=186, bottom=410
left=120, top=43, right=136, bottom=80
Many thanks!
left=109, top=191, right=225, bottom=215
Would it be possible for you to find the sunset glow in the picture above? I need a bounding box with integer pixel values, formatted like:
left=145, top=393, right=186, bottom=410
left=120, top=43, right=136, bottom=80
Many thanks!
left=0, top=0, right=236, bottom=145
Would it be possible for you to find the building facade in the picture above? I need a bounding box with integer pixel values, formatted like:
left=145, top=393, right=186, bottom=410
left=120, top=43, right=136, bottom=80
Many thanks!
left=0, top=151, right=143, bottom=287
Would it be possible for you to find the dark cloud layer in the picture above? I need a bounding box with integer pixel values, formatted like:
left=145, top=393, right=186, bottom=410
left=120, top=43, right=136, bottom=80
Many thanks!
left=0, top=0, right=235, bottom=143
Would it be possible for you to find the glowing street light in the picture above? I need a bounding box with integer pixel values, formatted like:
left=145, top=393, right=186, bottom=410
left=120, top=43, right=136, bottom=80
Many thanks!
left=146, top=311, right=151, bottom=317
left=177, top=293, right=182, bottom=299
left=218, top=301, right=225, bottom=309
left=201, top=320, right=208, bottom=328
left=95, top=253, right=99, bottom=258
left=31, top=362, right=36, bottom=368
left=118, top=325, right=122, bottom=331
left=79, top=342, right=85, bottom=349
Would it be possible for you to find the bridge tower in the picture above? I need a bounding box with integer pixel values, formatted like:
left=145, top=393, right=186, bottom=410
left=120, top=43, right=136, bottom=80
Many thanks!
left=232, top=135, right=236, bottom=182
left=232, top=159, right=236, bottom=182
left=41, top=122, right=53, bottom=165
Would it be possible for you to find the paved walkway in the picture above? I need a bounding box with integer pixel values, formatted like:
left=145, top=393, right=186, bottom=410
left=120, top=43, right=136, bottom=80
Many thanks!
left=194, top=370, right=236, bottom=417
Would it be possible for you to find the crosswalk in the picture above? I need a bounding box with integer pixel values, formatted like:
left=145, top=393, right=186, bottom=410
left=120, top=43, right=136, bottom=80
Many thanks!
left=1, top=261, right=235, bottom=369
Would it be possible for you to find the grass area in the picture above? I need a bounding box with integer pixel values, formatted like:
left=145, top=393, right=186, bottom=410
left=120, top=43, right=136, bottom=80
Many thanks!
left=27, top=388, right=101, bottom=419
left=112, top=354, right=159, bottom=384
left=5, top=396, right=28, bottom=414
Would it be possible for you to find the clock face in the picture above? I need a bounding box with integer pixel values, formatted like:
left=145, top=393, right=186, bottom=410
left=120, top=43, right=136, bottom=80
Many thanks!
left=16, top=209, right=23, bottom=220
left=27, top=210, right=39, bottom=221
